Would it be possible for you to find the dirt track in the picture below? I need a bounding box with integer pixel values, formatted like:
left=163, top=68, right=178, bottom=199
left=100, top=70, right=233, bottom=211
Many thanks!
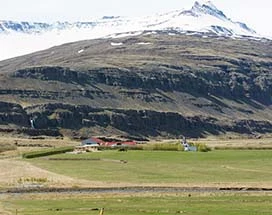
left=1, top=186, right=272, bottom=196
left=0, top=158, right=94, bottom=188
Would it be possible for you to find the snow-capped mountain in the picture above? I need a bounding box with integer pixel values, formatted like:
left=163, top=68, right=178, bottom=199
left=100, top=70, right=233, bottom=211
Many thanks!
left=0, top=1, right=261, bottom=60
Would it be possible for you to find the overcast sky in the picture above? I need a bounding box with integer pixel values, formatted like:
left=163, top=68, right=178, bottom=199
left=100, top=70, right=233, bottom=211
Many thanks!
left=1, top=0, right=271, bottom=36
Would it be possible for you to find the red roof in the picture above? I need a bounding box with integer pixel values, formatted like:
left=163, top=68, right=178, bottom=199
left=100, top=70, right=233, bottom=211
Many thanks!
left=83, top=137, right=136, bottom=147
left=101, top=141, right=137, bottom=146
left=91, top=137, right=106, bottom=144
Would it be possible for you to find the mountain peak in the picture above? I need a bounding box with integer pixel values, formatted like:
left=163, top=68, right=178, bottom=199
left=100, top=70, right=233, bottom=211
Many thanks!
left=203, top=1, right=218, bottom=10
left=189, top=1, right=227, bottom=19
left=0, top=1, right=261, bottom=61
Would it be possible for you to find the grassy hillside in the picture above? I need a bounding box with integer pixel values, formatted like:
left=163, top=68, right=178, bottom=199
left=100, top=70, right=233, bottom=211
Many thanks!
left=1, top=33, right=271, bottom=72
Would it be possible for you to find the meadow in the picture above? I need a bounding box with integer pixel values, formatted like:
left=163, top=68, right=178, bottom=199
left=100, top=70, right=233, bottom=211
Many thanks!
left=1, top=138, right=272, bottom=215
left=28, top=150, right=272, bottom=186
left=3, top=192, right=272, bottom=215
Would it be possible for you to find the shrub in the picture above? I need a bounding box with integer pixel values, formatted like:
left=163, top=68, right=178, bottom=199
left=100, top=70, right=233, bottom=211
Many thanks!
left=18, top=177, right=48, bottom=184
left=22, top=146, right=74, bottom=159
left=195, top=143, right=211, bottom=152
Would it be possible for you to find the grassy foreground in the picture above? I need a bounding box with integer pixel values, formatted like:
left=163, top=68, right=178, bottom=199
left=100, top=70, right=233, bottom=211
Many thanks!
left=2, top=149, right=272, bottom=214
left=28, top=150, right=272, bottom=185
left=3, top=192, right=272, bottom=215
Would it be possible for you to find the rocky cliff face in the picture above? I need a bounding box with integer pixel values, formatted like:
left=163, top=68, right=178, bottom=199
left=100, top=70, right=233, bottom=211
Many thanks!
left=11, top=62, right=272, bottom=105
left=0, top=101, right=271, bottom=138
left=25, top=103, right=219, bottom=137
left=0, top=101, right=29, bottom=127
left=0, top=33, right=272, bottom=138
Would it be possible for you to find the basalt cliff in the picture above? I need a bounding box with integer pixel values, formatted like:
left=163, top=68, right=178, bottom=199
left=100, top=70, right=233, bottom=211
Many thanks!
left=0, top=32, right=271, bottom=138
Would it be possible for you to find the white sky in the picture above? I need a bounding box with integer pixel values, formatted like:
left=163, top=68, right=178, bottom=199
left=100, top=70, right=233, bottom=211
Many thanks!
left=0, top=0, right=271, bottom=36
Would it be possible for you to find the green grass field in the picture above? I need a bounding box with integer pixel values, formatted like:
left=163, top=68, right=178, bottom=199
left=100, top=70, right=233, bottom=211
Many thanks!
left=2, top=149, right=272, bottom=215
left=4, top=192, right=272, bottom=215
left=29, top=150, right=272, bottom=185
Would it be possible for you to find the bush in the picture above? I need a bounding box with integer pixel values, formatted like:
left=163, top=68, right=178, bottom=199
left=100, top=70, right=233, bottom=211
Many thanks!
left=22, top=146, right=74, bottom=159
left=195, top=143, right=211, bottom=152
left=18, top=177, right=48, bottom=184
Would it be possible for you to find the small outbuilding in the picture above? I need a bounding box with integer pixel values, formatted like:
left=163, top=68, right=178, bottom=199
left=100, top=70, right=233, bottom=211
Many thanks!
left=74, top=144, right=99, bottom=153
left=81, top=137, right=106, bottom=146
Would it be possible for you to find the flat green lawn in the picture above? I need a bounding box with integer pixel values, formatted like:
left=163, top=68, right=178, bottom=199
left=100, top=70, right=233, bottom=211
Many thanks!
left=3, top=150, right=272, bottom=215
left=4, top=193, right=272, bottom=215
left=28, top=150, right=272, bottom=184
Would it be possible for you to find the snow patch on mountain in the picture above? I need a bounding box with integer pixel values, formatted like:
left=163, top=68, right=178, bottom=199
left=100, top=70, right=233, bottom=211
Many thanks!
left=137, top=42, right=152, bottom=45
left=110, top=42, right=123, bottom=46
left=77, top=49, right=84, bottom=54
left=0, top=1, right=266, bottom=61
